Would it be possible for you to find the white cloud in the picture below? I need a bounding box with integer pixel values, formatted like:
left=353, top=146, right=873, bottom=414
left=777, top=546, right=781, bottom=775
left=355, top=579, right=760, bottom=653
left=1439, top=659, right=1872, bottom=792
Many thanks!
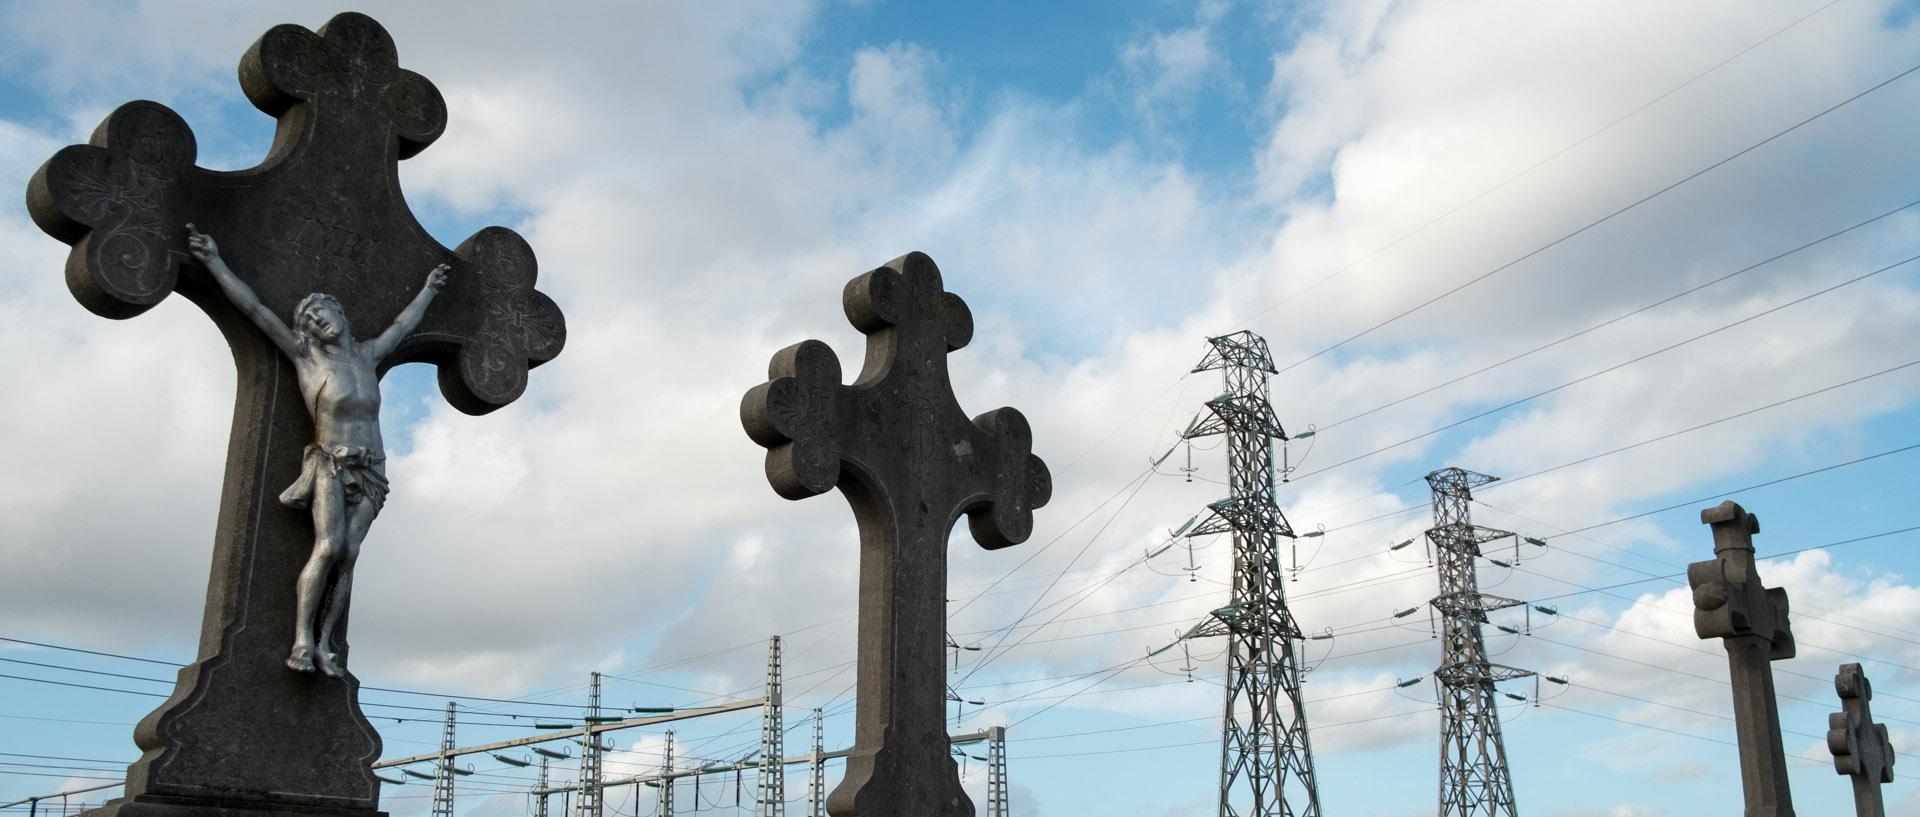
left=5, top=1, right=1920, bottom=815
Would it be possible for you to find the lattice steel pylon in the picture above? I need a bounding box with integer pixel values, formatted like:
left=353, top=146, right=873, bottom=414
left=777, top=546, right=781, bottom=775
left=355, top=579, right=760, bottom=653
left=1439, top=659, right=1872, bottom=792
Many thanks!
left=432, top=702, right=457, bottom=817
left=806, top=708, right=826, bottom=817
left=757, top=635, right=785, bottom=817
left=659, top=730, right=676, bottom=817
left=535, top=756, right=552, bottom=817
left=1183, top=331, right=1322, bottom=817
left=985, top=725, right=1009, bottom=817
left=577, top=672, right=604, bottom=817
left=1424, top=468, right=1533, bottom=817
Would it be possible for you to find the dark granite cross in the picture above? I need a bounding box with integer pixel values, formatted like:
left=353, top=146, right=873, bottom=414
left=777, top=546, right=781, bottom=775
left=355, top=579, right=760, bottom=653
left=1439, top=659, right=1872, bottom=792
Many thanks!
left=741, top=253, right=1050, bottom=817
left=1688, top=500, right=1796, bottom=817
left=1830, top=662, right=1896, bottom=817
left=25, top=13, right=563, bottom=817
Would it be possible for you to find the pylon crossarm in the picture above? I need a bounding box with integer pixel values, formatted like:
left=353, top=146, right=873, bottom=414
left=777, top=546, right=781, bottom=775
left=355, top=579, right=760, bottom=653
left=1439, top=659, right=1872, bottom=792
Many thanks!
left=1203, top=394, right=1288, bottom=439
left=1192, top=331, right=1278, bottom=374
left=1190, top=498, right=1295, bottom=538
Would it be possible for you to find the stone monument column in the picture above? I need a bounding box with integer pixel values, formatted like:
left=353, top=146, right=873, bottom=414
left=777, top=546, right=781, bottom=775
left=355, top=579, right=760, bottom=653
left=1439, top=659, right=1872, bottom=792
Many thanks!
left=1688, top=500, right=1796, bottom=817
left=741, top=253, right=1051, bottom=817
left=26, top=13, right=565, bottom=817
left=1829, top=662, right=1896, bottom=817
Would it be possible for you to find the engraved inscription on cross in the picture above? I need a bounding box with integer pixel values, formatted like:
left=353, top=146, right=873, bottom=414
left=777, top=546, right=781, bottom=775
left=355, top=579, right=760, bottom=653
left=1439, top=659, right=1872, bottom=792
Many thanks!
left=26, top=13, right=563, bottom=817
left=742, top=253, right=1051, bottom=817
left=1829, top=662, right=1896, bottom=817
left=1689, top=500, right=1797, bottom=817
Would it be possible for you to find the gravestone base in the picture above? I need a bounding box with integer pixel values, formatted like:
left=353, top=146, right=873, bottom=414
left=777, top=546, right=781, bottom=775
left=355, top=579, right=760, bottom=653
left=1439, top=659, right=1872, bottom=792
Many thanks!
left=87, top=794, right=385, bottom=817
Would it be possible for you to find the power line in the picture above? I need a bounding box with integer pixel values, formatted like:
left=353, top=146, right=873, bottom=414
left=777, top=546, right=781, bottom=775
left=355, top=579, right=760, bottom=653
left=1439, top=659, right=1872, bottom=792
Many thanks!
left=1316, top=198, right=1920, bottom=433
left=1271, top=56, right=1920, bottom=375
left=1552, top=442, right=1920, bottom=537
left=1225, top=0, right=1846, bottom=335
left=1290, top=252, right=1920, bottom=482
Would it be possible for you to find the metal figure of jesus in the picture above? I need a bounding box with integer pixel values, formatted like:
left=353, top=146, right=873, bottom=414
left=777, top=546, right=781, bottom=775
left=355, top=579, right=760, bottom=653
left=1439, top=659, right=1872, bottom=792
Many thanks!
left=186, top=223, right=446, bottom=676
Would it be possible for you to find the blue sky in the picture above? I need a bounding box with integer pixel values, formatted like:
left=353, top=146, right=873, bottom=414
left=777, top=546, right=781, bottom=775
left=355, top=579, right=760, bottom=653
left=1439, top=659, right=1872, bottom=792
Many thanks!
left=3, top=2, right=1919, bottom=816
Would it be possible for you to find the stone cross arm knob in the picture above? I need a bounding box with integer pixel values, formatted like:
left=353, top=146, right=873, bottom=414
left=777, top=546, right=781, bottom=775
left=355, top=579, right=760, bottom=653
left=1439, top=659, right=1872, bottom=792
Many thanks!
left=1830, top=663, right=1896, bottom=783
left=1689, top=501, right=1795, bottom=659
left=740, top=252, right=1051, bottom=548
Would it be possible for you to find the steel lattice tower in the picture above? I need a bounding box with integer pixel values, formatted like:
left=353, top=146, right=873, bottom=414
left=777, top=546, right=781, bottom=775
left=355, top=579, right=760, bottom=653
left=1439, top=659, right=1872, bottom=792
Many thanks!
left=806, top=708, right=826, bottom=817
left=985, top=725, right=1009, bottom=817
left=431, top=703, right=457, bottom=817
left=577, top=672, right=604, bottom=817
left=659, top=731, right=676, bottom=817
left=1424, top=468, right=1532, bottom=817
left=535, top=757, right=551, bottom=817
left=1184, top=331, right=1321, bottom=817
left=757, top=635, right=786, bottom=817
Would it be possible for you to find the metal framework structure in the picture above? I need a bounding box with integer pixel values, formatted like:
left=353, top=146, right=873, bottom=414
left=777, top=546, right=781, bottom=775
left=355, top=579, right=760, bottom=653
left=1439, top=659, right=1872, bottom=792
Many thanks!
left=1424, top=468, right=1532, bottom=817
left=1184, top=331, right=1321, bottom=817
left=577, top=673, right=604, bottom=817
left=985, top=725, right=1009, bottom=817
left=535, top=757, right=551, bottom=817
left=806, top=708, right=826, bottom=817
left=431, top=703, right=457, bottom=817
left=757, top=635, right=786, bottom=817
left=659, top=731, right=676, bottom=817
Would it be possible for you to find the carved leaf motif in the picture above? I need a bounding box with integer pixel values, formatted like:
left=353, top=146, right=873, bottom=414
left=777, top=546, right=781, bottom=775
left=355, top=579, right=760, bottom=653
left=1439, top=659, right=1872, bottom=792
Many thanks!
left=768, top=378, right=832, bottom=442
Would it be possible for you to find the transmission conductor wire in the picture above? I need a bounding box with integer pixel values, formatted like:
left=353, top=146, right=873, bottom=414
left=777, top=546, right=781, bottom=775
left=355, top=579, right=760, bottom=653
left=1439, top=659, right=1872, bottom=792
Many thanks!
left=1291, top=252, right=1920, bottom=483
left=1317, top=198, right=1920, bottom=434
left=1271, top=57, right=1920, bottom=376
left=1226, top=0, right=1847, bottom=335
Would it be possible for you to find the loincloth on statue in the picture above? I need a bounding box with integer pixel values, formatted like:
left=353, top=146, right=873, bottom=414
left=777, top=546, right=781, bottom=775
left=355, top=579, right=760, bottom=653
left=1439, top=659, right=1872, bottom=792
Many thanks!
left=279, top=443, right=390, bottom=511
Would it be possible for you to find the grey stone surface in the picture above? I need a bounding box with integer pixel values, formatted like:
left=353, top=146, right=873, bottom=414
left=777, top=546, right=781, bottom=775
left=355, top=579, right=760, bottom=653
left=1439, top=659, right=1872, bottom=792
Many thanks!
left=742, top=252, right=1051, bottom=817
left=1689, top=500, right=1796, bottom=817
left=1830, top=662, right=1896, bottom=817
left=25, top=12, right=564, bottom=817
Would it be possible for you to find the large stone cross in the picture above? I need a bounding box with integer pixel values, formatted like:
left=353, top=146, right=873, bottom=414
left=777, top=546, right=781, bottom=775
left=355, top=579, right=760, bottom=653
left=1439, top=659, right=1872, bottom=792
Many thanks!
left=1829, top=662, right=1896, bottom=817
left=1688, top=500, right=1796, bottom=817
left=741, top=253, right=1051, bottom=817
left=26, top=13, right=563, bottom=817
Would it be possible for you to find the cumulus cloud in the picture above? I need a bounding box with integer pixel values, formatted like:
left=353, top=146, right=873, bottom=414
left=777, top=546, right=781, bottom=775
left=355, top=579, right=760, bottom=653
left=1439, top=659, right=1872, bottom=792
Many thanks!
left=4, top=1, right=1920, bottom=815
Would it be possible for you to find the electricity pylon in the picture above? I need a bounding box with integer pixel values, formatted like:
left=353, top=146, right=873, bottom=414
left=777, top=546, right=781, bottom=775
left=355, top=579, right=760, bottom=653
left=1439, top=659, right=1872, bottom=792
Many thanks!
left=757, top=635, right=785, bottom=817
left=535, top=756, right=552, bottom=817
left=578, top=672, right=604, bottom=817
left=807, top=709, right=826, bottom=817
left=660, top=731, right=676, bottom=817
left=432, top=703, right=457, bottom=817
left=1425, top=468, right=1531, bottom=817
left=985, top=725, right=1009, bottom=817
left=1184, top=331, right=1322, bottom=817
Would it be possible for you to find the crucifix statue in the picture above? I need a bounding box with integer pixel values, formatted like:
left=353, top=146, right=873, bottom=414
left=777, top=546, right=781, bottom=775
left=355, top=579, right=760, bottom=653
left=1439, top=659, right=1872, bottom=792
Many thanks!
left=27, top=13, right=564, bottom=817
left=742, top=252, right=1051, bottom=817
left=1829, top=662, right=1896, bottom=817
left=187, top=224, right=446, bottom=677
left=1689, top=500, right=1796, bottom=817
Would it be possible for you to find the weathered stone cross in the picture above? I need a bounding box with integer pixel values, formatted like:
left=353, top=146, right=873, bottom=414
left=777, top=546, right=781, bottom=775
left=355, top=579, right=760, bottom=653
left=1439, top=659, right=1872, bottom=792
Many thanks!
left=1689, top=500, right=1797, bottom=817
left=1830, top=662, right=1896, bottom=817
left=742, top=253, right=1050, bottom=817
left=26, top=13, right=563, bottom=817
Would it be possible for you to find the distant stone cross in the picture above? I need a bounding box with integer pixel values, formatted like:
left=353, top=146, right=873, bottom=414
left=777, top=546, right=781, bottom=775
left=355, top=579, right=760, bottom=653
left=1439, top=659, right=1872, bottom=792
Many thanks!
left=742, top=252, right=1051, bottom=817
left=1688, top=500, right=1797, bottom=817
left=27, top=13, right=563, bottom=817
left=1830, top=662, right=1896, bottom=817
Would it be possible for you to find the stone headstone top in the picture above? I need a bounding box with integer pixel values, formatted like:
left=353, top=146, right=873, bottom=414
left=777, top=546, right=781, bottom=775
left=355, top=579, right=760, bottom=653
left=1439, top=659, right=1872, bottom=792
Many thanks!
left=25, top=12, right=564, bottom=817
left=1829, top=662, right=1895, bottom=817
left=742, top=252, right=1050, bottom=817
left=1689, top=500, right=1796, bottom=817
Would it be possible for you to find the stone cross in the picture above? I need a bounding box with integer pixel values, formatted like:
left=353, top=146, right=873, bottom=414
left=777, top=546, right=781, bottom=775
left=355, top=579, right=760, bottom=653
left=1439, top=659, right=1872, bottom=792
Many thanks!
left=1829, top=662, right=1896, bottom=817
left=741, top=253, right=1051, bottom=817
left=1688, top=500, right=1796, bottom=817
left=26, top=13, right=564, bottom=817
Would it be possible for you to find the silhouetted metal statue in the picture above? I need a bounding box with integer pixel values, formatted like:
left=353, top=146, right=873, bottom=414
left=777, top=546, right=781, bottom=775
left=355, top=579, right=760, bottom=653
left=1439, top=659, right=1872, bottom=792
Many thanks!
left=188, top=224, right=446, bottom=676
